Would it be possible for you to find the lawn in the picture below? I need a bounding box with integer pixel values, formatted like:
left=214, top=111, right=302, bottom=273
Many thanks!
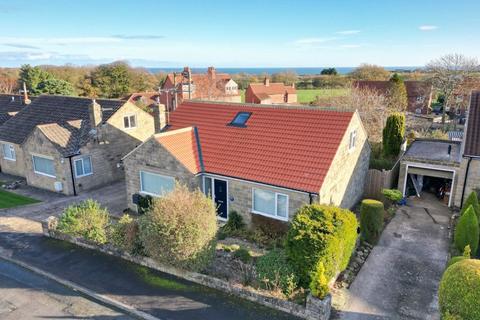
left=0, top=189, right=40, bottom=209
left=296, top=88, right=348, bottom=104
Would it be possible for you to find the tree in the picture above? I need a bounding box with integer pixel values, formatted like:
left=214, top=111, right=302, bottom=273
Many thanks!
left=350, top=64, right=390, bottom=81
left=89, top=61, right=132, bottom=98
left=382, top=113, right=405, bottom=157
left=426, top=54, right=479, bottom=128
left=37, top=78, right=74, bottom=95
left=271, top=71, right=298, bottom=85
left=454, top=205, right=479, bottom=255
left=312, top=78, right=323, bottom=88
left=387, top=73, right=408, bottom=112
left=19, top=64, right=75, bottom=96
left=320, top=68, right=338, bottom=76
left=0, top=76, right=17, bottom=94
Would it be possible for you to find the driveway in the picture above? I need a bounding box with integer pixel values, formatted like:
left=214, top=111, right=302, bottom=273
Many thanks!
left=0, top=258, right=132, bottom=319
left=336, top=193, right=451, bottom=320
left=0, top=178, right=127, bottom=221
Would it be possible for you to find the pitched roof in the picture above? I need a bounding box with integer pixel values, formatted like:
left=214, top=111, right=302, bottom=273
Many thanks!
left=155, top=127, right=203, bottom=174
left=166, top=101, right=354, bottom=193
left=0, top=95, right=124, bottom=156
left=353, top=80, right=432, bottom=98
left=464, top=91, right=480, bottom=157
left=0, top=94, right=35, bottom=125
left=248, top=82, right=296, bottom=101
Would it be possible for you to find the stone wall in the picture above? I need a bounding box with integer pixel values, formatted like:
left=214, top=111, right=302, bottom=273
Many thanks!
left=42, top=216, right=331, bottom=320
left=0, top=141, right=26, bottom=177
left=454, top=158, right=480, bottom=208
left=319, top=111, right=371, bottom=209
left=123, top=137, right=200, bottom=211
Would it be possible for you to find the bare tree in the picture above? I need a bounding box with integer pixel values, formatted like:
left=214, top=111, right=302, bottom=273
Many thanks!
left=426, top=53, right=479, bottom=128
left=0, top=76, right=17, bottom=94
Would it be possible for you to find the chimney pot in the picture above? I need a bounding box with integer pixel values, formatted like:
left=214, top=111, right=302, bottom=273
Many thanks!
left=22, top=82, right=31, bottom=105
left=207, top=66, right=216, bottom=80
left=264, top=77, right=269, bottom=87
left=89, top=99, right=102, bottom=127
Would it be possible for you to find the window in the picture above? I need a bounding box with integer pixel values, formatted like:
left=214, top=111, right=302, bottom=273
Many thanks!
left=2, top=144, right=15, bottom=161
left=349, top=130, right=357, bottom=150
left=140, top=171, right=175, bottom=196
left=123, top=114, right=137, bottom=129
left=32, top=155, right=55, bottom=177
left=74, top=156, right=93, bottom=177
left=252, top=188, right=288, bottom=220
left=204, top=176, right=213, bottom=198
left=230, top=112, right=252, bottom=127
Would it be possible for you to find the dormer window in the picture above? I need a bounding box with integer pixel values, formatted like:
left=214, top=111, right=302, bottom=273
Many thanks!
left=230, top=112, right=251, bottom=127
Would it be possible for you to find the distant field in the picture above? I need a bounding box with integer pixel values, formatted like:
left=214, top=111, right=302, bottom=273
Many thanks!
left=296, top=88, right=348, bottom=104
left=239, top=88, right=348, bottom=104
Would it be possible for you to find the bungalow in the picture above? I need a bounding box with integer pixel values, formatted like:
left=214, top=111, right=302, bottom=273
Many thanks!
left=245, top=78, right=297, bottom=104
left=0, top=95, right=156, bottom=195
left=123, top=100, right=371, bottom=225
left=354, top=80, right=433, bottom=114
left=160, top=66, right=241, bottom=108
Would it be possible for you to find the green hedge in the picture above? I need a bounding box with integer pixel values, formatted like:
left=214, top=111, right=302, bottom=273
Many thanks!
left=446, top=256, right=467, bottom=269
left=439, top=259, right=480, bottom=320
left=454, top=206, right=479, bottom=255
left=461, top=191, right=480, bottom=223
left=360, top=199, right=384, bottom=244
left=285, top=204, right=358, bottom=287
left=256, top=249, right=298, bottom=296
left=109, top=214, right=143, bottom=255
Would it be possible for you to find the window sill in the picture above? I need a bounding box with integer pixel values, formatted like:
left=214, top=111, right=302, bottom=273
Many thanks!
left=251, top=210, right=288, bottom=222
left=3, top=157, right=16, bottom=162
left=75, top=172, right=93, bottom=178
left=34, top=171, right=56, bottom=178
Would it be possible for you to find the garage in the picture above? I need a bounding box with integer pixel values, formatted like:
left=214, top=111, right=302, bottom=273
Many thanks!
left=398, top=139, right=461, bottom=207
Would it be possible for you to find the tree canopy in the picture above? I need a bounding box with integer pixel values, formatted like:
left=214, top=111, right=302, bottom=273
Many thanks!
left=320, top=68, right=338, bottom=75
left=19, top=64, right=74, bottom=96
left=387, top=73, right=408, bottom=112
left=350, top=64, right=390, bottom=81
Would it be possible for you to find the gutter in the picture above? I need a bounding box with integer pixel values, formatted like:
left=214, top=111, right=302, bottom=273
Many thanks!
left=67, top=156, right=77, bottom=196
left=460, top=157, right=472, bottom=208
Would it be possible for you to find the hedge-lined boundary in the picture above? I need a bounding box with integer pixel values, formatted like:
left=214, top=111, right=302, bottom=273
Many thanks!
left=42, top=216, right=331, bottom=320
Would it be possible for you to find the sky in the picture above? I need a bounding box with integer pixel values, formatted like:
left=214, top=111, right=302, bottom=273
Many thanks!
left=0, top=0, right=479, bottom=68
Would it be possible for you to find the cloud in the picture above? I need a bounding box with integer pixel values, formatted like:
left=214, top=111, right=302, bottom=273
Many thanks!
left=112, top=34, right=164, bottom=40
left=419, top=25, right=438, bottom=31
left=294, top=37, right=338, bottom=45
left=336, top=30, right=361, bottom=35
left=2, top=43, right=40, bottom=49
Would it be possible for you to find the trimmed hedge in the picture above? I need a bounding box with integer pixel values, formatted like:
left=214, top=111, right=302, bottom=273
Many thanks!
left=446, top=256, right=467, bottom=268
left=439, top=259, right=480, bottom=320
left=109, top=214, right=143, bottom=255
left=454, top=205, right=479, bottom=255
left=360, top=199, right=384, bottom=244
left=461, top=191, right=480, bottom=223
left=309, top=261, right=329, bottom=299
left=285, top=204, right=358, bottom=287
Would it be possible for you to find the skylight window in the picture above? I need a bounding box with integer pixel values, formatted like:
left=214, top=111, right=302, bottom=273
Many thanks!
left=230, top=112, right=251, bottom=127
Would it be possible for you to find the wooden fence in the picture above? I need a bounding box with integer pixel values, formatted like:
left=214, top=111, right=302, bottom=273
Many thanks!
left=363, top=157, right=402, bottom=200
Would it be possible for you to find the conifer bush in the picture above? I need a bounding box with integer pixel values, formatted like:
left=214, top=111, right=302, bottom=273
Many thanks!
left=454, top=205, right=479, bottom=255
left=461, top=191, right=480, bottom=222
left=309, top=261, right=329, bottom=299
left=382, top=112, right=405, bottom=157
left=360, top=199, right=384, bottom=244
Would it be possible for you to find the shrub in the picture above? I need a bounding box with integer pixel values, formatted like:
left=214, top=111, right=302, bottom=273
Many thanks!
left=461, top=191, right=480, bottom=222
left=256, top=249, right=298, bottom=297
left=222, top=210, right=245, bottom=234
left=57, top=199, right=109, bottom=244
left=109, top=214, right=143, bottom=254
left=309, top=262, right=329, bottom=299
left=446, top=256, right=467, bottom=268
left=233, top=247, right=253, bottom=264
left=360, top=199, right=384, bottom=244
left=454, top=206, right=479, bottom=255
left=382, top=112, right=405, bottom=157
left=139, top=184, right=217, bottom=271
left=285, top=204, right=358, bottom=287
left=382, top=189, right=403, bottom=203
left=369, top=157, right=395, bottom=170
left=439, top=259, right=480, bottom=320
left=251, top=213, right=289, bottom=248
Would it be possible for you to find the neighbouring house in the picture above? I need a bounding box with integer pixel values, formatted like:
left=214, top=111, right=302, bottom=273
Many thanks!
left=245, top=77, right=297, bottom=104
left=123, top=100, right=371, bottom=225
left=445, top=78, right=480, bottom=117
left=353, top=80, right=433, bottom=114
left=398, top=91, right=480, bottom=208
left=0, top=95, right=157, bottom=195
left=160, top=66, right=241, bottom=108
left=0, top=93, right=34, bottom=125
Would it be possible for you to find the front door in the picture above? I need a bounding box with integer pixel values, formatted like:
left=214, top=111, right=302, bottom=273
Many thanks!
left=213, top=179, right=228, bottom=220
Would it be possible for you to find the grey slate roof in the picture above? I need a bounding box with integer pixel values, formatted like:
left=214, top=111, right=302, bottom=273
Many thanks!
left=0, top=94, right=35, bottom=125
left=404, top=139, right=462, bottom=164
left=464, top=91, right=480, bottom=157
left=0, top=95, right=125, bottom=156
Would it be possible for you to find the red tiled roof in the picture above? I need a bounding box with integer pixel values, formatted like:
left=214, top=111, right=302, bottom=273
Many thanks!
left=155, top=127, right=202, bottom=174
left=249, top=82, right=296, bottom=100
left=166, top=101, right=354, bottom=193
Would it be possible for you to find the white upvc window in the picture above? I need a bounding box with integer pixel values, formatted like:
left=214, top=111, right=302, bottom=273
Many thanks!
left=32, top=155, right=55, bottom=178
left=252, top=188, right=288, bottom=221
left=74, top=156, right=93, bottom=178
left=349, top=130, right=357, bottom=151
left=140, top=171, right=175, bottom=197
left=2, top=144, right=15, bottom=161
left=123, top=114, right=137, bottom=129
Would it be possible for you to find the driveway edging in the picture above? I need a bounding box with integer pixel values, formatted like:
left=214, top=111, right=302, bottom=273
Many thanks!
left=0, top=253, right=161, bottom=320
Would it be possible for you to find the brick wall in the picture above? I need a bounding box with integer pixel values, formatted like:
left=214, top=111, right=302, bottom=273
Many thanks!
left=319, top=112, right=371, bottom=209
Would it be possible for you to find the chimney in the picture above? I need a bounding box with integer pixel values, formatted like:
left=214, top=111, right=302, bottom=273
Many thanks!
left=183, top=66, right=191, bottom=78
left=152, top=103, right=168, bottom=133
left=207, top=66, right=216, bottom=80
left=22, top=82, right=31, bottom=105
left=89, top=99, right=102, bottom=127
left=291, top=82, right=295, bottom=89
left=264, top=77, right=269, bottom=86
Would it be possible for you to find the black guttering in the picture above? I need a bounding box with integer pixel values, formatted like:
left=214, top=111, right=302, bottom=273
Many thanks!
left=193, top=126, right=205, bottom=173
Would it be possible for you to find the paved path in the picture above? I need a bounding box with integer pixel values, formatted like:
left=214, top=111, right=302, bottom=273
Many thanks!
left=336, top=194, right=451, bottom=320
left=0, top=258, right=131, bottom=319
left=0, top=180, right=127, bottom=221
left=0, top=218, right=299, bottom=320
